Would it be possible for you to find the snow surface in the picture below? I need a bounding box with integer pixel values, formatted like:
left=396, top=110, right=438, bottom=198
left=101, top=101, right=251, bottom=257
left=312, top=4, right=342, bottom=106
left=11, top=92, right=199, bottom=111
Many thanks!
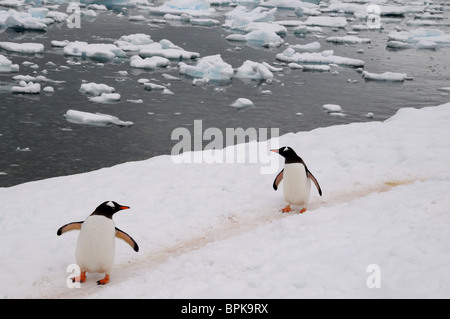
left=1, top=102, right=450, bottom=298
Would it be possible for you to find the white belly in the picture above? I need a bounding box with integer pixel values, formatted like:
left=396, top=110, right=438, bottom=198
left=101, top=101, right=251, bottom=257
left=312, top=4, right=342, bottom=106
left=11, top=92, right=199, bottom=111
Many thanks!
left=283, top=163, right=311, bottom=207
left=75, top=215, right=115, bottom=274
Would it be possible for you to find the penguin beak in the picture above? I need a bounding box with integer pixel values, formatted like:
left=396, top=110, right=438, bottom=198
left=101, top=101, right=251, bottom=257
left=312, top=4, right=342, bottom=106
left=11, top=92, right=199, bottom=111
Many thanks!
left=119, top=206, right=130, bottom=211
left=270, top=149, right=279, bottom=153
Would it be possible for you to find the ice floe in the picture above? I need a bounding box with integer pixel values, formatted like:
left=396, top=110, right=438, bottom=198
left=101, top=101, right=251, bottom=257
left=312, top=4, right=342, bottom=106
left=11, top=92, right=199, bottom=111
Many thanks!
left=326, top=36, right=371, bottom=44
left=276, top=48, right=365, bottom=67
left=226, top=29, right=284, bottom=48
left=179, top=54, right=234, bottom=82
left=64, top=110, right=134, bottom=127
left=80, top=82, right=115, bottom=96
left=138, top=39, right=200, bottom=60
left=304, top=16, right=348, bottom=28
left=11, top=81, right=40, bottom=94
left=235, top=60, right=275, bottom=82
left=149, top=0, right=215, bottom=18
left=130, top=55, right=170, bottom=69
left=289, top=41, right=321, bottom=52
left=0, top=54, right=19, bottom=73
left=63, top=41, right=126, bottom=61
left=387, top=28, right=450, bottom=49
left=362, top=71, right=408, bottom=81
left=0, top=42, right=44, bottom=54
left=230, top=97, right=254, bottom=108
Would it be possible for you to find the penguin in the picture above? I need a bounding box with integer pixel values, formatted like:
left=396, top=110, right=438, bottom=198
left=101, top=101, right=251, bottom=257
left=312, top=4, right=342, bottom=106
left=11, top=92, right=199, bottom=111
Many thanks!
left=271, top=147, right=322, bottom=213
left=57, top=201, right=139, bottom=285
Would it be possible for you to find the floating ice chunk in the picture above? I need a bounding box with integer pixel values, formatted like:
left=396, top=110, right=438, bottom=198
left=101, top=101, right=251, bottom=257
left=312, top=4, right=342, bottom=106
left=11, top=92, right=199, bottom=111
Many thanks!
left=51, top=40, right=70, bottom=47
left=139, top=40, right=200, bottom=60
left=5, top=13, right=48, bottom=31
left=260, top=0, right=319, bottom=11
left=326, top=35, right=371, bottom=44
left=0, top=54, right=19, bottom=72
left=88, top=93, right=121, bottom=103
left=288, top=62, right=303, bottom=69
left=11, top=81, right=40, bottom=94
left=144, top=82, right=167, bottom=91
left=190, top=18, right=220, bottom=26
left=80, top=82, right=115, bottom=96
left=149, top=0, right=215, bottom=18
left=437, top=87, right=450, bottom=92
left=64, top=41, right=126, bottom=61
left=293, top=25, right=322, bottom=35
left=179, top=54, right=234, bottom=82
left=43, top=86, right=54, bottom=93
left=12, top=75, right=64, bottom=84
left=305, top=16, right=347, bottom=28
left=362, top=71, right=407, bottom=81
left=130, top=55, right=170, bottom=69
left=231, top=98, right=254, bottom=108
left=114, top=33, right=154, bottom=51
left=322, top=104, right=342, bottom=113
left=28, top=8, right=49, bottom=19
left=303, top=64, right=330, bottom=72
left=387, top=28, right=450, bottom=49
left=64, top=110, right=134, bottom=127
left=226, top=29, right=284, bottom=47
left=46, top=11, right=68, bottom=23
left=276, top=48, right=365, bottom=67
left=128, top=15, right=146, bottom=21
left=127, top=99, right=143, bottom=103
left=224, top=6, right=276, bottom=29
left=0, top=42, right=44, bottom=54
left=235, top=60, right=274, bottom=81
left=289, top=41, right=321, bottom=52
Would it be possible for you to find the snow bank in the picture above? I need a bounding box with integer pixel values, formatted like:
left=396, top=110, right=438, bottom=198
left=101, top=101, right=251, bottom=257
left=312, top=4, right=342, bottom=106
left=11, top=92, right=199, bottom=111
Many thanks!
left=1, top=102, right=450, bottom=298
left=63, top=110, right=134, bottom=127
left=179, top=54, right=234, bottom=82
left=276, top=48, right=365, bottom=67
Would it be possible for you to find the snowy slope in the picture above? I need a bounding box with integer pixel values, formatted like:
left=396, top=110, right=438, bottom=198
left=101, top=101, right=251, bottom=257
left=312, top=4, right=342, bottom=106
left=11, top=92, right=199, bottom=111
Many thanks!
left=1, top=102, right=450, bottom=298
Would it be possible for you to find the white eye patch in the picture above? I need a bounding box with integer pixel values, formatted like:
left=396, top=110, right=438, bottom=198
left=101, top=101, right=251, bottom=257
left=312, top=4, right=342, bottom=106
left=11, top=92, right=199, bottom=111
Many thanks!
left=106, top=201, right=115, bottom=208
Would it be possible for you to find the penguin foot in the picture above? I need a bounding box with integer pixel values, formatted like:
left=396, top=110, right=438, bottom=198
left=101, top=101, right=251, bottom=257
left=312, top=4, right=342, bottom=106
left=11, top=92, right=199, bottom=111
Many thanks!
left=300, top=208, right=307, bottom=214
left=281, top=205, right=292, bottom=213
left=72, top=272, right=86, bottom=283
left=97, top=274, right=110, bottom=285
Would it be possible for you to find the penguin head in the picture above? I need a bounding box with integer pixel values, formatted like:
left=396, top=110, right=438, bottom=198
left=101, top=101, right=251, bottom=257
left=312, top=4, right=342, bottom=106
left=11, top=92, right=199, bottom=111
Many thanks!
left=271, top=146, right=301, bottom=162
left=93, top=201, right=130, bottom=218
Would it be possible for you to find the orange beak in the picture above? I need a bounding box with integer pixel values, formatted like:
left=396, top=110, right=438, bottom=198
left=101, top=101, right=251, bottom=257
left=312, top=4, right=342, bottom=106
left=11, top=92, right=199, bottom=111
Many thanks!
left=119, top=206, right=130, bottom=210
left=270, top=149, right=279, bottom=153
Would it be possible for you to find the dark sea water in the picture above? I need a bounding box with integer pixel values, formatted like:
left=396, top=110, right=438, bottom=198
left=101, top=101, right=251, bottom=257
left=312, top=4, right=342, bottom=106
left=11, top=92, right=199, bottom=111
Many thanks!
left=1, top=1, right=449, bottom=187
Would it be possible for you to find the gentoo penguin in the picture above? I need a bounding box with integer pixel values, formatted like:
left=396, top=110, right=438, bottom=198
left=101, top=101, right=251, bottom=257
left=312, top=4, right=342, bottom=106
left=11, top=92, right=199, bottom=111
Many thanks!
left=57, top=201, right=139, bottom=285
left=271, top=147, right=322, bottom=213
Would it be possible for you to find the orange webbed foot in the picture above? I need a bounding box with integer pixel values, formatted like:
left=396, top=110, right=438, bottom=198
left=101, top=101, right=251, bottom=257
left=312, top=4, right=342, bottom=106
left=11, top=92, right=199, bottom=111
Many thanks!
left=300, top=208, right=307, bottom=214
left=281, top=205, right=292, bottom=213
left=97, top=274, right=110, bottom=285
left=72, top=271, right=86, bottom=283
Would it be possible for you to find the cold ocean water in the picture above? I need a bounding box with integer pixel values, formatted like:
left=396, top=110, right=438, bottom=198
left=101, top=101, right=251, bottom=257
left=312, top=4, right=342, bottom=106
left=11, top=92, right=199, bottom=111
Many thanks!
left=0, top=1, right=449, bottom=187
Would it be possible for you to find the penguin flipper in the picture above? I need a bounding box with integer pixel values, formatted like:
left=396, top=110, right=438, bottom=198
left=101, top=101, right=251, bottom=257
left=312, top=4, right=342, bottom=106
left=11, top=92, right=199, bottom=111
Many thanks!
left=57, top=221, right=83, bottom=236
left=273, top=169, right=284, bottom=190
left=115, top=227, right=139, bottom=252
left=306, top=169, right=322, bottom=196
